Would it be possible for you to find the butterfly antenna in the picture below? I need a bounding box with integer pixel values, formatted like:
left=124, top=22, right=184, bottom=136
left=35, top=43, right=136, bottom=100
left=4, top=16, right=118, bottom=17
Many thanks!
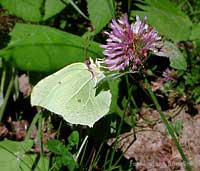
left=84, top=36, right=91, bottom=61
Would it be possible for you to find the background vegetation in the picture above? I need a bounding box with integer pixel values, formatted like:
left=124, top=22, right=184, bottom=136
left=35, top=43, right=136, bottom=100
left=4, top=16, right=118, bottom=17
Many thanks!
left=0, top=0, right=200, bottom=170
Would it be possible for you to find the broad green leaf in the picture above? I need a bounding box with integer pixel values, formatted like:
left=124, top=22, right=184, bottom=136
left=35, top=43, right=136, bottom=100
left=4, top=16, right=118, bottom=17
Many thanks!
left=154, top=41, right=187, bottom=70
left=0, top=0, right=42, bottom=22
left=0, top=0, right=66, bottom=21
left=87, top=0, right=114, bottom=34
left=20, top=154, right=49, bottom=171
left=0, top=23, right=102, bottom=72
left=131, top=0, right=192, bottom=42
left=190, top=23, right=200, bottom=40
left=43, top=0, right=67, bottom=20
left=0, top=140, right=49, bottom=171
left=0, top=139, right=33, bottom=153
left=31, top=62, right=112, bottom=127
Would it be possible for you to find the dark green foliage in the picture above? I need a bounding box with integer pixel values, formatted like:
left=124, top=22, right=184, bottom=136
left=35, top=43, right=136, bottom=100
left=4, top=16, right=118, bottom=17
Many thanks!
left=184, top=64, right=200, bottom=103
left=47, top=138, right=76, bottom=171
left=131, top=0, right=192, bottom=42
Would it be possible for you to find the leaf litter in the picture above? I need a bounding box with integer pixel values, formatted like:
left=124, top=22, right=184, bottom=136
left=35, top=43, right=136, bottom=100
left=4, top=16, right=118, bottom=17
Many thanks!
left=108, top=106, right=200, bottom=171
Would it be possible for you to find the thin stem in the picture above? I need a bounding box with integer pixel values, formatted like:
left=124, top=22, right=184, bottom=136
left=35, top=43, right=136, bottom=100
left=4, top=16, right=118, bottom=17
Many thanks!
left=102, top=148, right=110, bottom=170
left=25, top=112, right=41, bottom=142
left=0, top=69, right=6, bottom=93
left=108, top=102, right=126, bottom=170
left=186, top=0, right=194, bottom=14
left=112, top=132, right=135, bottom=168
left=144, top=77, right=191, bottom=171
left=61, top=0, right=89, bottom=20
left=79, top=138, right=88, bottom=166
left=56, top=119, right=63, bottom=139
left=108, top=75, right=132, bottom=170
left=75, top=135, right=88, bottom=162
left=189, top=10, right=200, bottom=15
left=128, top=0, right=132, bottom=15
left=108, top=106, right=125, bottom=169
left=18, top=112, right=41, bottom=171
left=0, top=75, right=14, bottom=121
left=88, top=147, right=96, bottom=171
left=38, top=115, right=46, bottom=171
left=92, top=142, right=104, bottom=167
left=110, top=0, right=116, bottom=19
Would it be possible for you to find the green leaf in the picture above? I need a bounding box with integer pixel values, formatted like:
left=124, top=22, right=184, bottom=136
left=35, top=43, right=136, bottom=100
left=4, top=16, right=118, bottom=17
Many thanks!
left=31, top=62, right=112, bottom=127
left=59, top=150, right=76, bottom=171
left=47, top=139, right=76, bottom=171
left=0, top=140, right=49, bottom=171
left=0, top=23, right=102, bottom=72
left=21, top=154, right=49, bottom=171
left=47, top=139, right=66, bottom=155
left=193, top=87, right=200, bottom=103
left=108, top=79, right=120, bottom=114
left=0, top=139, right=33, bottom=153
left=67, top=130, right=79, bottom=147
left=154, top=41, right=187, bottom=70
left=131, top=0, right=192, bottom=42
left=0, top=0, right=43, bottom=22
left=190, top=23, right=200, bottom=40
left=0, top=0, right=66, bottom=21
left=43, top=0, right=67, bottom=20
left=87, top=0, right=114, bottom=34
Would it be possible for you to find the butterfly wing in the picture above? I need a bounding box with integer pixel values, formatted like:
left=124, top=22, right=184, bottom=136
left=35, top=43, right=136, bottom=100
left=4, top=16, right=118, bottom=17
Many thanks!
left=31, top=62, right=111, bottom=127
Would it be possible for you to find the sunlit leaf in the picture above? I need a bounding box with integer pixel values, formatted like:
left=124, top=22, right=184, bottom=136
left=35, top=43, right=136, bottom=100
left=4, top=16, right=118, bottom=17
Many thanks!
left=154, top=41, right=187, bottom=70
left=0, top=140, right=49, bottom=171
left=190, top=23, right=200, bottom=40
left=131, top=0, right=192, bottom=42
left=87, top=0, right=115, bottom=34
left=0, top=23, right=102, bottom=72
left=0, top=0, right=42, bottom=22
left=0, top=0, right=68, bottom=21
left=43, top=0, right=67, bottom=20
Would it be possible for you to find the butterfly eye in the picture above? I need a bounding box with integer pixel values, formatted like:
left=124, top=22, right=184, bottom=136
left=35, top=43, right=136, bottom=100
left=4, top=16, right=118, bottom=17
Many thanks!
left=85, top=57, right=91, bottom=67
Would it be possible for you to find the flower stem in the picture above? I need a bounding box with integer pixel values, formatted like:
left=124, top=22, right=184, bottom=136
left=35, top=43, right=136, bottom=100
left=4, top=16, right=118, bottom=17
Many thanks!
left=38, top=114, right=46, bottom=171
left=0, top=75, right=14, bottom=122
left=144, top=77, right=191, bottom=171
left=108, top=75, right=133, bottom=170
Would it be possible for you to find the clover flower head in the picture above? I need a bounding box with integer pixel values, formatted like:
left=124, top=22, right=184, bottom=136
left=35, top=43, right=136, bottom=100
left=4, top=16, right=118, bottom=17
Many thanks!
left=101, top=14, right=162, bottom=71
left=100, top=14, right=133, bottom=71
left=162, top=68, right=177, bottom=81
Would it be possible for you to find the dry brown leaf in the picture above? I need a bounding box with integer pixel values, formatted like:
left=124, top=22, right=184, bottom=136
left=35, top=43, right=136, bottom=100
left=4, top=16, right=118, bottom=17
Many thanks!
left=0, top=123, right=8, bottom=137
left=18, top=74, right=32, bottom=97
left=109, top=107, right=200, bottom=171
left=8, top=118, right=29, bottom=140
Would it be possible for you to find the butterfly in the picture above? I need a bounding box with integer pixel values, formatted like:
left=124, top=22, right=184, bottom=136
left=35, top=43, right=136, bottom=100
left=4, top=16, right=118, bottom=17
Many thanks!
left=31, top=58, right=111, bottom=127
